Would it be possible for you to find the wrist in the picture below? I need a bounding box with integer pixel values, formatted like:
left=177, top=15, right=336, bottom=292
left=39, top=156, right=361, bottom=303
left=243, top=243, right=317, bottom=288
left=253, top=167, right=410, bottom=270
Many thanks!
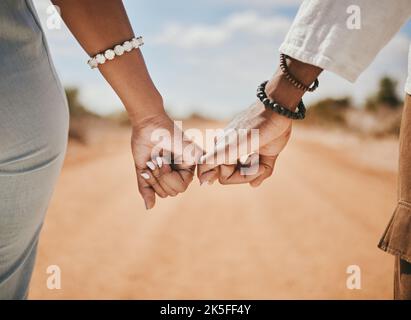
left=265, top=56, right=322, bottom=111
left=126, top=91, right=166, bottom=126
left=265, top=72, right=304, bottom=111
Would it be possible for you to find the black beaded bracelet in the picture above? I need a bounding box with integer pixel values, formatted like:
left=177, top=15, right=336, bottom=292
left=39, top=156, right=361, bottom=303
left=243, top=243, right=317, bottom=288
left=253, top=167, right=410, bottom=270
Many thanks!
left=280, top=53, right=319, bottom=92
left=257, top=81, right=306, bottom=120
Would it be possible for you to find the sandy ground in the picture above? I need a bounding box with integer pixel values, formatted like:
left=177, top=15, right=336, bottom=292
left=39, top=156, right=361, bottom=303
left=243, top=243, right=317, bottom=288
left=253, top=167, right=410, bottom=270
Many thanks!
left=29, top=120, right=398, bottom=299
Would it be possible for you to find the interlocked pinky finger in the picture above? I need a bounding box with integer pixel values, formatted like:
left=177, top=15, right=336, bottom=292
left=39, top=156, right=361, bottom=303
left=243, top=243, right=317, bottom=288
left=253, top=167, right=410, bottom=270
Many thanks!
left=140, top=170, right=168, bottom=198
left=151, top=157, right=179, bottom=197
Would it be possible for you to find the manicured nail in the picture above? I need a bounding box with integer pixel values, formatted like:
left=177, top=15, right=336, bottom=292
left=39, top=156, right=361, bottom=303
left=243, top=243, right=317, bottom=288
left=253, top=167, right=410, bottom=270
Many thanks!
left=141, top=172, right=150, bottom=179
left=156, top=156, right=163, bottom=168
left=199, top=155, right=206, bottom=164
left=145, top=201, right=154, bottom=210
left=146, top=161, right=156, bottom=170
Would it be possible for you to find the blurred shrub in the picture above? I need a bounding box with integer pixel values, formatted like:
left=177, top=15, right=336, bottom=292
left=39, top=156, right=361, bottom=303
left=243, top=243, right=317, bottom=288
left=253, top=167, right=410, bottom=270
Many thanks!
left=306, top=97, right=351, bottom=126
left=304, top=76, right=403, bottom=137
left=366, top=76, right=402, bottom=111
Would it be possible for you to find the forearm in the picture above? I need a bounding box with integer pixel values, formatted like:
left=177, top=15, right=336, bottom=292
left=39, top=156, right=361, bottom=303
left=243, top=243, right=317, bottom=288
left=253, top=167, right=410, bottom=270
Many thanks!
left=52, top=0, right=163, bottom=123
left=265, top=57, right=322, bottom=111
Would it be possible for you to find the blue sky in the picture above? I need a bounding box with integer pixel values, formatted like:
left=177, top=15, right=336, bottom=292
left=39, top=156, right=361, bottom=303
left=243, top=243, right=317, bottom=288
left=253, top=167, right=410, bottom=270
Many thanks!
left=33, top=0, right=411, bottom=119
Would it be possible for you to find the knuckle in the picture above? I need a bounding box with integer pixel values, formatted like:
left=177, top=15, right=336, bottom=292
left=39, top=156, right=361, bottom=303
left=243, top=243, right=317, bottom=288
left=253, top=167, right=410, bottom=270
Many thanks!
left=162, top=166, right=172, bottom=174
left=152, top=171, right=161, bottom=179
left=218, top=177, right=228, bottom=185
left=220, top=173, right=230, bottom=180
left=174, top=185, right=186, bottom=193
left=148, top=179, right=158, bottom=187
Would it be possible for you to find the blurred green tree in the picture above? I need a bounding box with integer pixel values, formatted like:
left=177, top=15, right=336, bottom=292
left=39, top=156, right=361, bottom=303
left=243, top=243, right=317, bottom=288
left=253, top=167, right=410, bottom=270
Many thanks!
left=366, top=76, right=402, bottom=111
left=376, top=77, right=401, bottom=107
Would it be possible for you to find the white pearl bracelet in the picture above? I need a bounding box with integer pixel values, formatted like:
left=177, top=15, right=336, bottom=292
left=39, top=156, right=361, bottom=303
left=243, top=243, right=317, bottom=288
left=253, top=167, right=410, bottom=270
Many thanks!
left=87, top=36, right=144, bottom=69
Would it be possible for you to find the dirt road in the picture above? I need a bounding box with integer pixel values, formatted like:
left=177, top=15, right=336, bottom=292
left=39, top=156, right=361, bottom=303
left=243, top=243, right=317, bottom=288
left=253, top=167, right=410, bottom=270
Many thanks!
left=29, top=123, right=398, bottom=299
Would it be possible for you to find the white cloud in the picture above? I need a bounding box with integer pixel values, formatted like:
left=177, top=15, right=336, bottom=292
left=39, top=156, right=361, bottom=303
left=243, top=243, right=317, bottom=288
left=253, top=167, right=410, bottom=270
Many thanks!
left=153, top=11, right=292, bottom=48
left=153, top=23, right=229, bottom=48
left=224, top=11, right=291, bottom=36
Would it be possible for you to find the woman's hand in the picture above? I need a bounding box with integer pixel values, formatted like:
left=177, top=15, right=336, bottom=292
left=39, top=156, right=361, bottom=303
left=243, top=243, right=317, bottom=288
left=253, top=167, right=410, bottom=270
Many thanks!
left=51, top=0, right=205, bottom=209
left=131, top=111, right=202, bottom=209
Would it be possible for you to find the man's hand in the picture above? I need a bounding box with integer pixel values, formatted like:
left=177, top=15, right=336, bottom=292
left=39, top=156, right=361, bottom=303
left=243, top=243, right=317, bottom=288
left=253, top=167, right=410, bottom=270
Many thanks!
left=131, top=112, right=202, bottom=209
left=197, top=101, right=292, bottom=187
left=198, top=57, right=322, bottom=187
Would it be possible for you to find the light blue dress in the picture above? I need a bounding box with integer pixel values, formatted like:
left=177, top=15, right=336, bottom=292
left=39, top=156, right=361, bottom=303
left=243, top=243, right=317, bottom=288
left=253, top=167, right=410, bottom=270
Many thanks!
left=0, top=0, right=69, bottom=299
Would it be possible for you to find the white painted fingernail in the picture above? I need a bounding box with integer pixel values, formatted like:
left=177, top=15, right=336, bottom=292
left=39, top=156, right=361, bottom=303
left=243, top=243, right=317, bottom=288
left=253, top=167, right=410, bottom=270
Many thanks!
left=199, top=155, right=206, bottom=164
left=141, top=173, right=150, bottom=179
left=156, top=156, right=163, bottom=168
left=146, top=161, right=156, bottom=170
